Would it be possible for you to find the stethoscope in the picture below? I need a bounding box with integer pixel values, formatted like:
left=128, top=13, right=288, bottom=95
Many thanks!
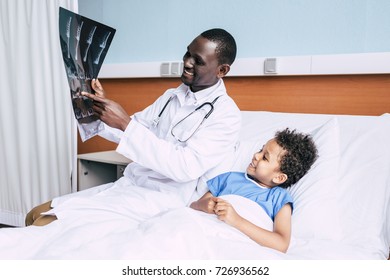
left=152, top=95, right=220, bottom=142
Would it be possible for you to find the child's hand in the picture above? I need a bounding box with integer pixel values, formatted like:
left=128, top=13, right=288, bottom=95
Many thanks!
left=213, top=198, right=241, bottom=227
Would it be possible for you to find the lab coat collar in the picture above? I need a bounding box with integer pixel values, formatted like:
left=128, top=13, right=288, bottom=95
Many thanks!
left=174, top=79, right=225, bottom=106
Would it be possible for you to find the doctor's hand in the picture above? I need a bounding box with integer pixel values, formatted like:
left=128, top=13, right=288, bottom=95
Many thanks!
left=190, top=192, right=217, bottom=214
left=81, top=90, right=130, bottom=131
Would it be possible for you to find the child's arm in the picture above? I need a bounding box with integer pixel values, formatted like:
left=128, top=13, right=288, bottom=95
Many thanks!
left=214, top=197, right=292, bottom=253
left=189, top=191, right=217, bottom=214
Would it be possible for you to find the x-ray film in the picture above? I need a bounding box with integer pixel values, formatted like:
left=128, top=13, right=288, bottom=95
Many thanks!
left=59, top=7, right=116, bottom=141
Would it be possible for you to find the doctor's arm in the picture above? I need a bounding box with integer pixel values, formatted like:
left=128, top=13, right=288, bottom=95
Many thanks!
left=84, top=79, right=241, bottom=183
left=117, top=98, right=241, bottom=183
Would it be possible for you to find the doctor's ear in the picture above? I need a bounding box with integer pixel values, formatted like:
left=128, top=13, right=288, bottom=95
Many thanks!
left=217, top=64, right=230, bottom=78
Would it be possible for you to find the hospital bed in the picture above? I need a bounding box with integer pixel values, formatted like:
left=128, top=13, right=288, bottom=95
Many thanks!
left=0, top=110, right=389, bottom=260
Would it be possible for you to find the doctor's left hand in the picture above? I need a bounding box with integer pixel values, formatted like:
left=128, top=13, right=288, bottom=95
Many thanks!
left=81, top=82, right=130, bottom=131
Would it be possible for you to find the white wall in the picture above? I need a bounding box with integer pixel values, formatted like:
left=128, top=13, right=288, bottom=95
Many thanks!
left=79, top=0, right=390, bottom=77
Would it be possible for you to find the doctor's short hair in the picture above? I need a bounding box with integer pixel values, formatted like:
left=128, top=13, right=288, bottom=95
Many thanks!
left=200, top=28, right=237, bottom=66
left=275, top=128, right=318, bottom=188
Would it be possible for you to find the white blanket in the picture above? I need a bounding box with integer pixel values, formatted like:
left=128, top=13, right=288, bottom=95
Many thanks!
left=0, top=182, right=284, bottom=260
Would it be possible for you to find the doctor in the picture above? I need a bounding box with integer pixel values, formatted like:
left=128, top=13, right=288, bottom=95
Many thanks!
left=26, top=28, right=241, bottom=226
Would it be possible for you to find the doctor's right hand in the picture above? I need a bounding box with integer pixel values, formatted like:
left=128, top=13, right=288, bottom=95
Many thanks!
left=81, top=84, right=130, bottom=131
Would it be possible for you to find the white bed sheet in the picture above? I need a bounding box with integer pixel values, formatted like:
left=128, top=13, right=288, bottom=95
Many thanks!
left=0, top=192, right=284, bottom=260
left=0, top=111, right=389, bottom=260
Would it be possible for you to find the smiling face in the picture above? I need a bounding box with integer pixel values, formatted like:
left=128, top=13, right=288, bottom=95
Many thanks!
left=246, top=139, right=288, bottom=188
left=180, top=35, right=229, bottom=92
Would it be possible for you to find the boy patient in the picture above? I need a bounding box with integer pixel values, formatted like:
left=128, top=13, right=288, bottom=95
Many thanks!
left=190, top=128, right=318, bottom=253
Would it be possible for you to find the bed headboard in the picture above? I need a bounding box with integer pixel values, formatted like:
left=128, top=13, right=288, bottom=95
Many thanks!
left=78, top=74, right=390, bottom=154
left=228, top=74, right=390, bottom=115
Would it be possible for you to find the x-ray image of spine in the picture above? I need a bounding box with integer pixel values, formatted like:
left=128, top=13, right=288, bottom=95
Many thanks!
left=94, top=31, right=111, bottom=65
left=59, top=7, right=115, bottom=140
left=75, top=21, right=84, bottom=60
left=83, top=26, right=96, bottom=62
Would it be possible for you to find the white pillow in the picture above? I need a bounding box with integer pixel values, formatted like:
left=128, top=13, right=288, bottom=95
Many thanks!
left=288, top=117, right=341, bottom=240
left=334, top=114, right=390, bottom=258
left=231, top=116, right=342, bottom=240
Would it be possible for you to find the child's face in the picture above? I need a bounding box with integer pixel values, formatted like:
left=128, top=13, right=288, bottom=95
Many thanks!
left=246, top=138, right=287, bottom=188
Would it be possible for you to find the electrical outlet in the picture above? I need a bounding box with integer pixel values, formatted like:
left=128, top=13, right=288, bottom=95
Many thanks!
left=264, top=58, right=278, bottom=74
left=160, top=62, right=183, bottom=77
left=160, top=62, right=170, bottom=76
left=170, top=62, right=181, bottom=76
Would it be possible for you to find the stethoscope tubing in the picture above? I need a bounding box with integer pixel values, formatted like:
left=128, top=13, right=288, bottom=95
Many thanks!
left=153, top=95, right=220, bottom=141
left=194, top=102, right=215, bottom=119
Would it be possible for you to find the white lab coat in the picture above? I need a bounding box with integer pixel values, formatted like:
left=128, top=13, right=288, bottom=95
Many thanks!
left=53, top=79, right=241, bottom=208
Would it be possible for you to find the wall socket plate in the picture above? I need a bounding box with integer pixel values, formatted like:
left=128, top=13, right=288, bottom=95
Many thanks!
left=160, top=62, right=183, bottom=77
left=264, top=58, right=278, bottom=74
left=160, top=62, right=170, bottom=76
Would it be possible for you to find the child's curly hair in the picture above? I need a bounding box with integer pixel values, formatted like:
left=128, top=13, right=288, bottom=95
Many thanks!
left=275, top=128, right=318, bottom=188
